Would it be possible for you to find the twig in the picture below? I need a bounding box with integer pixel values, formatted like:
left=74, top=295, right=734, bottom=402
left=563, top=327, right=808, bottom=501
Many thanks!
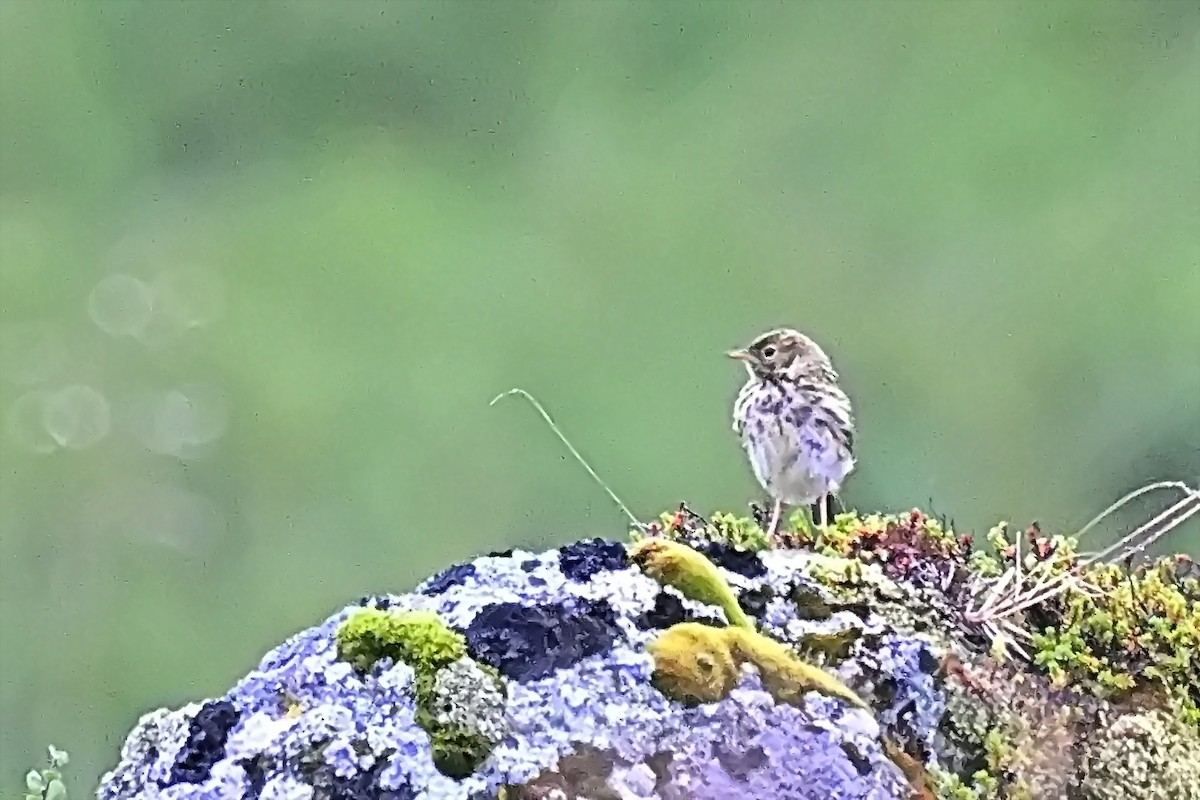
left=490, top=388, right=644, bottom=530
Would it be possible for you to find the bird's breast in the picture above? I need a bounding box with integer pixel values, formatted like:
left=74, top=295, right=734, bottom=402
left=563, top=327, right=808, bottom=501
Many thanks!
left=732, top=378, right=855, bottom=503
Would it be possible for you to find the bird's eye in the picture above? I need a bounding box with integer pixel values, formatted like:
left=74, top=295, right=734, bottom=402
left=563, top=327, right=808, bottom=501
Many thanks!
left=761, top=345, right=777, bottom=359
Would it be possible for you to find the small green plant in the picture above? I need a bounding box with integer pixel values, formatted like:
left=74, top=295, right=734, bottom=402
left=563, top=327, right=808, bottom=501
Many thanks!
left=1031, top=555, right=1200, bottom=722
left=631, top=506, right=771, bottom=552
left=24, top=746, right=69, bottom=800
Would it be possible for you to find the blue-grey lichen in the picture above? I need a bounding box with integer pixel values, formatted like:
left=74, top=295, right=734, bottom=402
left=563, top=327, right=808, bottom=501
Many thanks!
left=95, top=507, right=1197, bottom=800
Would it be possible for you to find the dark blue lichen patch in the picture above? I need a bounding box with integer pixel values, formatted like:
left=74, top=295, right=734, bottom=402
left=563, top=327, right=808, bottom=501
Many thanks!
left=166, top=699, right=239, bottom=785
left=326, top=758, right=387, bottom=800
left=557, top=538, right=629, bottom=582
left=240, top=757, right=267, bottom=800
left=737, top=585, right=774, bottom=619
left=465, top=599, right=621, bottom=681
left=713, top=741, right=768, bottom=779
left=419, top=562, right=476, bottom=595
left=687, top=540, right=767, bottom=580
left=840, top=741, right=874, bottom=777
left=636, top=591, right=726, bottom=631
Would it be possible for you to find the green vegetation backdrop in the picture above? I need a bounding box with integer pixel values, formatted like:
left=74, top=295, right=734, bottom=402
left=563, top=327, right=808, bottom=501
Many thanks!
left=1, top=1, right=1197, bottom=793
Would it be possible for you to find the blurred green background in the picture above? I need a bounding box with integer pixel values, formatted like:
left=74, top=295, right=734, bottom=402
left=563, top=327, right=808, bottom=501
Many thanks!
left=1, top=0, right=1197, bottom=793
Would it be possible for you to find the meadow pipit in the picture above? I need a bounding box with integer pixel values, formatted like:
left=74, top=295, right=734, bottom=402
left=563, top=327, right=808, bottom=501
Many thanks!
left=728, top=328, right=856, bottom=538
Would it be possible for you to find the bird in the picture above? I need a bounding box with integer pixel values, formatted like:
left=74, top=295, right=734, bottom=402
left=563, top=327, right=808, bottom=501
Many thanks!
left=727, top=328, right=856, bottom=539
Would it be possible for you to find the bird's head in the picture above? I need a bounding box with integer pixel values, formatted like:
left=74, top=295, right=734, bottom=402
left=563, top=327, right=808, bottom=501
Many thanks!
left=726, top=328, right=836, bottom=382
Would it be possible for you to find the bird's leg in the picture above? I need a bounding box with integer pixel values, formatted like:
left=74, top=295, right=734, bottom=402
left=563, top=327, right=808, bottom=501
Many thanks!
left=767, top=500, right=785, bottom=540
left=818, top=495, right=829, bottom=529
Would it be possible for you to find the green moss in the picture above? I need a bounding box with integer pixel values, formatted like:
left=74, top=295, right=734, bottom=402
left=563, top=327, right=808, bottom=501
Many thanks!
left=709, top=511, right=771, bottom=550
left=1079, top=707, right=1200, bottom=799
left=335, top=609, right=505, bottom=778
left=930, top=766, right=1001, bottom=800
left=938, top=648, right=1101, bottom=799
left=788, top=583, right=837, bottom=620
left=795, top=627, right=862, bottom=664
left=336, top=608, right=466, bottom=673
left=808, top=557, right=865, bottom=587
left=926, top=726, right=1028, bottom=800
left=814, top=509, right=969, bottom=574
left=629, top=537, right=755, bottom=629
left=428, top=720, right=493, bottom=779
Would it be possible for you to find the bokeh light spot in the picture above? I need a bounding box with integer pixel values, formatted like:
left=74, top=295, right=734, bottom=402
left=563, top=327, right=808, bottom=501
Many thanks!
left=129, top=383, right=230, bottom=458
left=43, top=384, right=112, bottom=449
left=87, top=274, right=155, bottom=338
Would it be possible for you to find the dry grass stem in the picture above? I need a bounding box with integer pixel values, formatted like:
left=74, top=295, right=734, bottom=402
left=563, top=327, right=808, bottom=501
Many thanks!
left=964, top=480, right=1200, bottom=660
left=490, top=387, right=644, bottom=530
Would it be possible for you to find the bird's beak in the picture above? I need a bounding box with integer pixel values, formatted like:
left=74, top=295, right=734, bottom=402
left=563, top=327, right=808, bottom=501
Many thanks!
left=726, top=348, right=754, bottom=363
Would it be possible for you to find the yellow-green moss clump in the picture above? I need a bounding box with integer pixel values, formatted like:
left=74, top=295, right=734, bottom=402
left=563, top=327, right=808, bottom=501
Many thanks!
left=630, top=536, right=869, bottom=711
left=336, top=608, right=507, bottom=778
left=629, top=537, right=755, bottom=629
left=646, top=623, right=740, bottom=704
left=648, top=622, right=869, bottom=710
left=337, top=608, right=465, bottom=672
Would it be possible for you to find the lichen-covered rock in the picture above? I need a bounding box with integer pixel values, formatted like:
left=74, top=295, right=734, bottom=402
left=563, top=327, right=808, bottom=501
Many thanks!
left=1079, top=707, right=1200, bottom=800
left=96, top=508, right=1199, bottom=800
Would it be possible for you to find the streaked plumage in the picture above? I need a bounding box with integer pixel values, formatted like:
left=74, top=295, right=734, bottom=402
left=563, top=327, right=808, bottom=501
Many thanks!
left=727, top=328, right=856, bottom=536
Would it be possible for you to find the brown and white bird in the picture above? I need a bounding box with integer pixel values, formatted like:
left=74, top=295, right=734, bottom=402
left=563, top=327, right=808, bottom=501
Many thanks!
left=727, top=328, right=856, bottom=538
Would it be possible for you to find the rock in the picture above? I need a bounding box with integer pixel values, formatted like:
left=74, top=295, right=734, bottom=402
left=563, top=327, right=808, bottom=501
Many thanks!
left=96, top=508, right=1200, bottom=800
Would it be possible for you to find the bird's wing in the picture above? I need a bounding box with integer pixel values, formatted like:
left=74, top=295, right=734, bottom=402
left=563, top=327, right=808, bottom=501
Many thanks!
left=731, top=383, right=754, bottom=436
